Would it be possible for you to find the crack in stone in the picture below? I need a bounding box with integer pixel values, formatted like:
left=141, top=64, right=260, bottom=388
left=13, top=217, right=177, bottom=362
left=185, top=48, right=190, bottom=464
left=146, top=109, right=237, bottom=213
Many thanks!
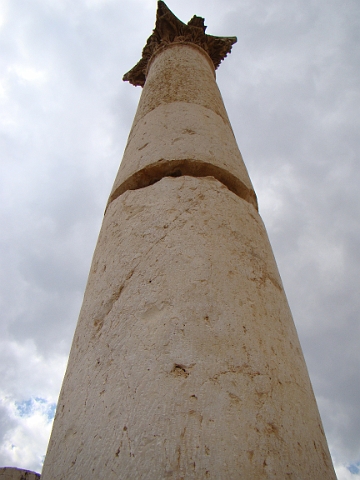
left=92, top=200, right=194, bottom=336
left=106, top=159, right=258, bottom=212
left=93, top=269, right=135, bottom=335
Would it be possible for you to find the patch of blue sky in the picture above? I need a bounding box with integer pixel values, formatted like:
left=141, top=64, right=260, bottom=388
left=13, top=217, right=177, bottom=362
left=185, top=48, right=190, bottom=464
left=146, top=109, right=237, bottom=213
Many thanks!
left=348, top=463, right=360, bottom=475
left=47, top=402, right=56, bottom=420
left=15, top=398, right=33, bottom=417
left=15, top=397, right=56, bottom=421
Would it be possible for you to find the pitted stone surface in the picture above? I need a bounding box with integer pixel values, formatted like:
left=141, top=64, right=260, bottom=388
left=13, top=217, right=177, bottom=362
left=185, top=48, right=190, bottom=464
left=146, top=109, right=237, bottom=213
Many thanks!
left=110, top=44, right=257, bottom=209
left=42, top=176, right=336, bottom=479
left=109, top=101, right=256, bottom=208
left=42, top=4, right=336, bottom=478
left=132, top=44, right=229, bottom=125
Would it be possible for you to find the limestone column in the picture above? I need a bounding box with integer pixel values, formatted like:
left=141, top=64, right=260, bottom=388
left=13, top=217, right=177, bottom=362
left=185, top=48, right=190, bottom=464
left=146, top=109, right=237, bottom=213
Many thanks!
left=41, top=2, right=336, bottom=478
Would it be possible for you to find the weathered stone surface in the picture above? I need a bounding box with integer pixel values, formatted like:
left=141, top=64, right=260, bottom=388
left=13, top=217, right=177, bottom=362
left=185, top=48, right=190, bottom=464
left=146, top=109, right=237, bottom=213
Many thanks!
left=42, top=176, right=335, bottom=479
left=108, top=100, right=256, bottom=208
left=131, top=44, right=228, bottom=124
left=0, top=468, right=40, bottom=480
left=42, top=3, right=336, bottom=478
left=110, top=43, right=257, bottom=210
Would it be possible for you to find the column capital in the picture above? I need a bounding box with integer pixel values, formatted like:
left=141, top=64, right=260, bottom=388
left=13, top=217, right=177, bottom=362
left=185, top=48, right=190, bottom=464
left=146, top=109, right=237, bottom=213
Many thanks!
left=123, top=1, right=237, bottom=87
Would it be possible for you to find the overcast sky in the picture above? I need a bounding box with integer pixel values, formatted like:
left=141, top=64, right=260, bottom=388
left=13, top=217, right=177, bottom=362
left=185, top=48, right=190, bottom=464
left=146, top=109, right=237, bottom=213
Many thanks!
left=0, top=0, right=359, bottom=477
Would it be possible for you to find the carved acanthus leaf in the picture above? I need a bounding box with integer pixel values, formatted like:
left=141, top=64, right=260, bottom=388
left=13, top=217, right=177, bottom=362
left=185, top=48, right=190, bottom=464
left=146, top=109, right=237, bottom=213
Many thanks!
left=123, top=1, right=237, bottom=87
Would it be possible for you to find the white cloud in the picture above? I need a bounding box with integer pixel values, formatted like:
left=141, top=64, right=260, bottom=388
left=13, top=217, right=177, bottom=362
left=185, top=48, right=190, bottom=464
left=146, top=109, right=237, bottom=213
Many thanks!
left=0, top=339, right=66, bottom=471
left=0, top=395, right=55, bottom=472
left=334, top=462, right=360, bottom=480
left=9, top=65, right=48, bottom=84
left=0, top=340, right=67, bottom=402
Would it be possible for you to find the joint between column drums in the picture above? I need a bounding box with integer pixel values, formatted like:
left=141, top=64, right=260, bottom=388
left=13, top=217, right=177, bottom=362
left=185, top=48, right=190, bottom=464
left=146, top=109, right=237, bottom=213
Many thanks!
left=106, top=159, right=258, bottom=213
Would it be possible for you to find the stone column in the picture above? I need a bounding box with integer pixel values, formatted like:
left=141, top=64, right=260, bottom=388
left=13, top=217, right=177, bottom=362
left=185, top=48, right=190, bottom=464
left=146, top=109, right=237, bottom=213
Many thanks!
left=41, top=2, right=336, bottom=479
